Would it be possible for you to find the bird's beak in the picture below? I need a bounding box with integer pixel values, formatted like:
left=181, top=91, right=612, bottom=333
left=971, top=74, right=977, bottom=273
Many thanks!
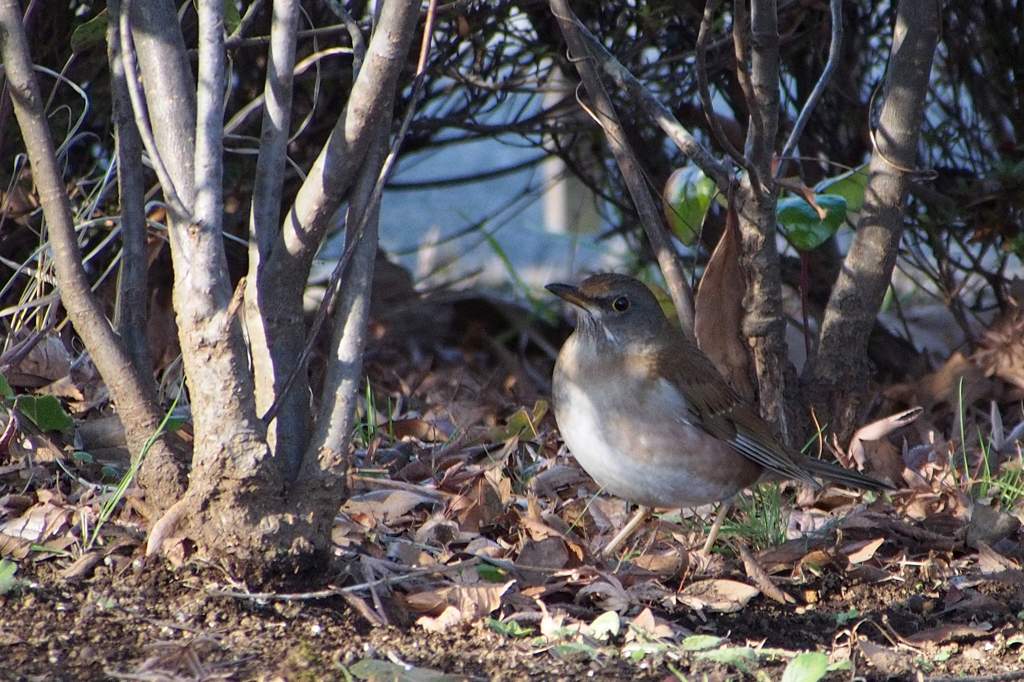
left=545, top=282, right=593, bottom=311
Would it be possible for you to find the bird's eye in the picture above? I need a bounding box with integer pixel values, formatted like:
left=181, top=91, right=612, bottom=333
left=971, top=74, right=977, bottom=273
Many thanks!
left=612, top=296, right=630, bottom=312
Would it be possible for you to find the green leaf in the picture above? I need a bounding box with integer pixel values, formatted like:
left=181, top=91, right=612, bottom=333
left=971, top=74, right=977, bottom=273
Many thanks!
left=815, top=164, right=869, bottom=213
left=486, top=617, right=533, bottom=638
left=14, top=395, right=73, bottom=432
left=71, top=10, right=108, bottom=53
left=0, top=559, right=18, bottom=595
left=777, top=193, right=847, bottom=251
left=697, top=646, right=758, bottom=673
left=664, top=166, right=715, bottom=245
left=681, top=634, right=723, bottom=651
left=476, top=563, right=507, bottom=583
left=348, top=658, right=464, bottom=681
left=0, top=373, right=13, bottom=400
left=72, top=451, right=94, bottom=465
left=223, top=0, right=242, bottom=35
left=782, top=652, right=829, bottom=682
left=834, top=607, right=860, bottom=625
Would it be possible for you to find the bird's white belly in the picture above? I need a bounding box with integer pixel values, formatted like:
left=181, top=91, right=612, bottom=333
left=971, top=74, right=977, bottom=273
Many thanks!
left=554, top=380, right=731, bottom=507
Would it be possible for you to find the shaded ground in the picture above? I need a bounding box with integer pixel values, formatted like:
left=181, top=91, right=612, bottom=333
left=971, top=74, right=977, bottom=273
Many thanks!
left=3, top=295, right=1024, bottom=680
left=1, top=536, right=1022, bottom=681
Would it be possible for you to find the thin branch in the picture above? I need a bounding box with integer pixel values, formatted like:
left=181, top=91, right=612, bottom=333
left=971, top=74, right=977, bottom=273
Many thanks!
left=695, top=0, right=754, bottom=178
left=303, top=0, right=439, bottom=470
left=0, top=0, right=186, bottom=502
left=249, top=0, right=300, bottom=260
left=572, top=21, right=731, bottom=192
left=548, top=0, right=696, bottom=335
left=776, top=0, right=843, bottom=178
left=730, top=0, right=770, bottom=195
left=107, top=0, right=152, bottom=377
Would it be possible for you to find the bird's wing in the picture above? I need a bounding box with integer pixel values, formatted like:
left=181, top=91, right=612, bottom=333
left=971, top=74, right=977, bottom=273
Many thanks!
left=655, top=342, right=819, bottom=486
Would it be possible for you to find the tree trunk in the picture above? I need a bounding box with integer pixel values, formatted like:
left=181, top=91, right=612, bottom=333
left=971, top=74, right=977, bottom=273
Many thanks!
left=734, top=0, right=790, bottom=440
left=804, top=0, right=940, bottom=438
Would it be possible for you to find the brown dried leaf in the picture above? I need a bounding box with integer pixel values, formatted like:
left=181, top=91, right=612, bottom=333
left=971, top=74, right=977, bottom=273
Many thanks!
left=679, top=579, right=759, bottom=613
left=0, top=501, right=72, bottom=559
left=6, top=334, right=72, bottom=387
left=515, top=537, right=568, bottom=586
left=858, top=641, right=912, bottom=676
left=390, top=418, right=450, bottom=443
left=412, top=581, right=513, bottom=632
left=632, top=549, right=685, bottom=577
left=694, top=200, right=753, bottom=401
left=738, top=544, right=793, bottom=604
left=905, top=623, right=992, bottom=644
left=343, top=489, right=439, bottom=524
left=847, top=407, right=922, bottom=469
left=842, top=537, right=885, bottom=564
left=966, top=501, right=1021, bottom=549
left=917, top=352, right=991, bottom=411
left=416, top=604, right=463, bottom=633
left=974, top=308, right=1024, bottom=390
left=626, top=607, right=674, bottom=640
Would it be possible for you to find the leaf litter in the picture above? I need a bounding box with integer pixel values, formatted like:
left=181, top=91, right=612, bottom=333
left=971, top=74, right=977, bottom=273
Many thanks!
left=2, top=290, right=1024, bottom=679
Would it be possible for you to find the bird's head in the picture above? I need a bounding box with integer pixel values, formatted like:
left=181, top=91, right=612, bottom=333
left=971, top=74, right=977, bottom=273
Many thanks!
left=545, top=273, right=673, bottom=351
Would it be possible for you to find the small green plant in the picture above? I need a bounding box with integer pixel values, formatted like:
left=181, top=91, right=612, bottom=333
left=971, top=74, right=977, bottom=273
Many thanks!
left=486, top=617, right=533, bottom=638
left=352, top=379, right=394, bottom=448
left=722, top=483, right=788, bottom=550
left=0, top=559, right=23, bottom=595
left=835, top=607, right=860, bottom=625
left=85, top=385, right=183, bottom=551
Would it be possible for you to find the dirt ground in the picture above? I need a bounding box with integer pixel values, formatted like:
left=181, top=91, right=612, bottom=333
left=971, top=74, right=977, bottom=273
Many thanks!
left=2, top=543, right=1022, bottom=681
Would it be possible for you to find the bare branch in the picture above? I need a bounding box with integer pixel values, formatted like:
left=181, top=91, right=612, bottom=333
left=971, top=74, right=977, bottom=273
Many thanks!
left=0, top=0, right=186, bottom=502
left=302, top=0, right=439, bottom=473
left=194, top=0, right=227, bottom=232
left=695, top=0, right=755, bottom=178
left=731, top=0, right=789, bottom=439
left=248, top=0, right=299, bottom=261
left=126, top=0, right=267, bottom=475
left=119, top=0, right=193, bottom=223
left=548, top=0, right=696, bottom=335
left=249, top=0, right=419, bottom=479
left=244, top=0, right=302, bottom=470
left=107, top=0, right=152, bottom=376
left=572, top=21, right=731, bottom=192
left=776, top=0, right=843, bottom=178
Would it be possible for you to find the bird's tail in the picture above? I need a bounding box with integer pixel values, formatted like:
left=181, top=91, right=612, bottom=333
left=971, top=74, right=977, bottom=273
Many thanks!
left=798, top=455, right=896, bottom=491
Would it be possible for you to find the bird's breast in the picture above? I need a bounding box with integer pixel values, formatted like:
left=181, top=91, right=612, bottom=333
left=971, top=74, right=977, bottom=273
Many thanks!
left=552, top=342, right=761, bottom=507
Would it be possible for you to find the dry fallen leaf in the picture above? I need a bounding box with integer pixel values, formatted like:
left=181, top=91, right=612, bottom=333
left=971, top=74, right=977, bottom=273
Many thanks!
left=842, top=537, right=885, bottom=565
left=679, top=579, right=760, bottom=613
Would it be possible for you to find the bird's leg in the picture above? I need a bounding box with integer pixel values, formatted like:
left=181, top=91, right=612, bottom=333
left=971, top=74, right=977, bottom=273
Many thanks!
left=601, top=504, right=650, bottom=558
left=700, top=500, right=733, bottom=555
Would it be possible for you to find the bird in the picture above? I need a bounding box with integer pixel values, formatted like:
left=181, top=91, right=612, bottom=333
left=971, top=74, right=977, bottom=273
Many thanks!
left=546, top=273, right=893, bottom=556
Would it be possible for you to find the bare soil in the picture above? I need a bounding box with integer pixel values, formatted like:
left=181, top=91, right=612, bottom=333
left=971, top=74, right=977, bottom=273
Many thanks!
left=2, top=548, right=1021, bottom=681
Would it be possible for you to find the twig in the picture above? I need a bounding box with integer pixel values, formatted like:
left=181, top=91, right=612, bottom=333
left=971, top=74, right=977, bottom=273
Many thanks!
left=549, top=0, right=696, bottom=335
left=729, top=0, right=769, bottom=195
left=206, top=558, right=479, bottom=602
left=695, top=0, right=754, bottom=178
left=572, top=19, right=731, bottom=192
left=107, top=0, right=152, bottom=378
left=776, top=0, right=843, bottom=178
left=248, top=0, right=300, bottom=260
